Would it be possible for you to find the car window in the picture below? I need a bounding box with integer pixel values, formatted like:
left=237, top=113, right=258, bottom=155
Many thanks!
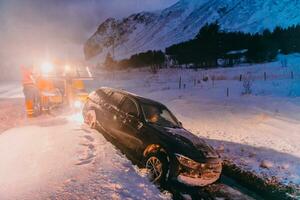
left=109, top=92, right=125, bottom=107
left=141, top=103, right=180, bottom=128
left=88, top=89, right=109, bottom=104
left=120, top=97, right=138, bottom=117
left=97, top=89, right=108, bottom=100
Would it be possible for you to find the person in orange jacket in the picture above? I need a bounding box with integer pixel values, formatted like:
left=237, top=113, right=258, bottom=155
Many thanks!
left=20, top=65, right=40, bottom=117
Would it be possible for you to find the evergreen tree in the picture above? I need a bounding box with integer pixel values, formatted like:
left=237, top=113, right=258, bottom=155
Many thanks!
left=166, top=22, right=300, bottom=66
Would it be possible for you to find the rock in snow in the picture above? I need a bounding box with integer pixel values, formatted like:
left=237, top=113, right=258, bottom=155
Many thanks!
left=260, top=160, right=274, bottom=169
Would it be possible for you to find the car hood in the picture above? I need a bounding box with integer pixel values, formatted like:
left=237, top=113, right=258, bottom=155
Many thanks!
left=151, top=125, right=219, bottom=161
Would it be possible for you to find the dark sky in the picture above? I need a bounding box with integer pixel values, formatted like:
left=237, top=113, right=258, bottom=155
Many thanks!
left=0, top=0, right=177, bottom=68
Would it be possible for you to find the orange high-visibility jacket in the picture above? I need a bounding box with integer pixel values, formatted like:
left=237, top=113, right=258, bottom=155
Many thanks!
left=21, top=66, right=35, bottom=85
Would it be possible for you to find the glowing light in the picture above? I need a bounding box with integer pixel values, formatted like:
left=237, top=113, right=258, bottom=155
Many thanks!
left=73, top=100, right=83, bottom=109
left=41, top=62, right=53, bottom=74
left=65, top=65, right=71, bottom=72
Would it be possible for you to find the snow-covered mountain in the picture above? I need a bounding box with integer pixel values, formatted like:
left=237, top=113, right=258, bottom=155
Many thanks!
left=84, top=0, right=300, bottom=60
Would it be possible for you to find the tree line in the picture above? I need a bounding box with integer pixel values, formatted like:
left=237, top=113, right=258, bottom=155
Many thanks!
left=166, top=22, right=300, bottom=67
left=104, top=50, right=165, bottom=71
left=104, top=22, right=300, bottom=69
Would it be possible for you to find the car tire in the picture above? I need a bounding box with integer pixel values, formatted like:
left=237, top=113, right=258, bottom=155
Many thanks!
left=144, top=152, right=169, bottom=185
left=85, top=110, right=97, bottom=129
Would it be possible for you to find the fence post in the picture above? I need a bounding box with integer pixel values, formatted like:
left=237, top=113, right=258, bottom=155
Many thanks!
left=264, top=72, right=267, bottom=81
left=239, top=74, right=242, bottom=82
left=227, top=88, right=229, bottom=97
left=179, top=76, right=182, bottom=89
left=291, top=71, right=294, bottom=79
left=184, top=84, right=186, bottom=89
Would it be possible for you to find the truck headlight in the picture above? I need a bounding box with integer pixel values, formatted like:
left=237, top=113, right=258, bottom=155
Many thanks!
left=65, top=65, right=71, bottom=72
left=73, top=100, right=83, bottom=109
left=41, top=62, right=54, bottom=74
left=175, top=154, right=205, bottom=170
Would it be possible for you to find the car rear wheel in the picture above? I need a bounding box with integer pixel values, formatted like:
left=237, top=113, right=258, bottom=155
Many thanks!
left=144, top=152, right=169, bottom=184
left=85, top=110, right=97, bottom=129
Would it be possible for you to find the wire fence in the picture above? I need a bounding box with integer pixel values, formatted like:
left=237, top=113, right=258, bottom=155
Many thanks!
left=93, top=66, right=300, bottom=97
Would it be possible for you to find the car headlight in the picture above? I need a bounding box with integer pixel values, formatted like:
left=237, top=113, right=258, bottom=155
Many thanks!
left=175, top=154, right=205, bottom=170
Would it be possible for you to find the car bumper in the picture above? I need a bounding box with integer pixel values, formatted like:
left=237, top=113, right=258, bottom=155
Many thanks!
left=176, top=162, right=222, bottom=187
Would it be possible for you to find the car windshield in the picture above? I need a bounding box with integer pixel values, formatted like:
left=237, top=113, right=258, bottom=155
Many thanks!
left=141, top=103, right=180, bottom=128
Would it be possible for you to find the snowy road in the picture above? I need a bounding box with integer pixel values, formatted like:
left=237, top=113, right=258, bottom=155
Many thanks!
left=0, top=111, right=167, bottom=200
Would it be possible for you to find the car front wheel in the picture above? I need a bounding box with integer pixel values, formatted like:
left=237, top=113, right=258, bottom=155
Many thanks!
left=144, top=152, right=169, bottom=184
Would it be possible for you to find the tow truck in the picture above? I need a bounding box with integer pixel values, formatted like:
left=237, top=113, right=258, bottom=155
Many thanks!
left=32, top=61, right=93, bottom=115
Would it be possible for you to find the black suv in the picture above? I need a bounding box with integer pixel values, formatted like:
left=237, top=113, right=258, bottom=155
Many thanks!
left=83, top=87, right=222, bottom=186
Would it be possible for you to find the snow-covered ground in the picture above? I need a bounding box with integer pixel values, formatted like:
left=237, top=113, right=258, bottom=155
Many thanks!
left=0, top=106, right=168, bottom=199
left=0, top=81, right=23, bottom=99
left=86, top=54, right=300, bottom=192
left=1, top=54, right=300, bottom=199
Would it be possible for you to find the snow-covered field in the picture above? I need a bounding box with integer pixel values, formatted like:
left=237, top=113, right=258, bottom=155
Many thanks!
left=86, top=54, right=300, bottom=192
left=1, top=54, right=300, bottom=198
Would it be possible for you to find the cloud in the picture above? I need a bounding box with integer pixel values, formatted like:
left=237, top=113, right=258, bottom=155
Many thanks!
left=0, top=0, right=177, bottom=79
